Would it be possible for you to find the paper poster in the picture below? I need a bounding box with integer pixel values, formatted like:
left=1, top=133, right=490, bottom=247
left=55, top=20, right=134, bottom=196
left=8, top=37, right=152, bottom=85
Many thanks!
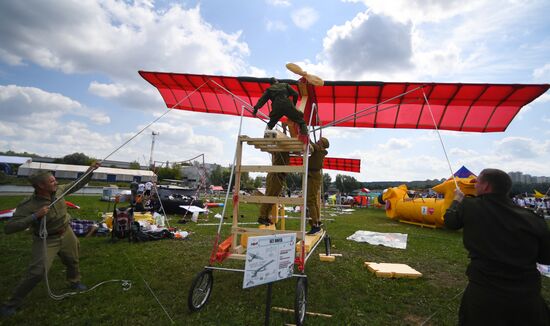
left=243, top=233, right=296, bottom=289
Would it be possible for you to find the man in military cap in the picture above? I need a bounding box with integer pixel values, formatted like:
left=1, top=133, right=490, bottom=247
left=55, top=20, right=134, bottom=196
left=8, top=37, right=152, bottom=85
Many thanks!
left=306, top=137, right=329, bottom=234
left=252, top=77, right=308, bottom=135
left=0, top=162, right=100, bottom=317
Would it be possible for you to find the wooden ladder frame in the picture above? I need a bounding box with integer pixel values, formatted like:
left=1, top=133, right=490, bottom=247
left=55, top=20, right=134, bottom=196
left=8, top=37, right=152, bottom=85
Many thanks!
left=226, top=135, right=309, bottom=262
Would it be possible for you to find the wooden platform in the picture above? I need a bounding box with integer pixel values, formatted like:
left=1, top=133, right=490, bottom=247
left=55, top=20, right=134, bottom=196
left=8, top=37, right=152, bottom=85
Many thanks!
left=296, top=230, right=325, bottom=254
left=241, top=136, right=305, bottom=153
left=364, top=262, right=422, bottom=279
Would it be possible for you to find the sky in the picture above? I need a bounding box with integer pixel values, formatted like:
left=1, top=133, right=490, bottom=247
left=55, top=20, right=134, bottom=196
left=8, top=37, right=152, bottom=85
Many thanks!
left=0, top=0, right=549, bottom=182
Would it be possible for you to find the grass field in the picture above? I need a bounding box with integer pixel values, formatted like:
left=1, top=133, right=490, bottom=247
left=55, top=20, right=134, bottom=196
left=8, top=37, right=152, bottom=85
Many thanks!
left=1, top=195, right=549, bottom=325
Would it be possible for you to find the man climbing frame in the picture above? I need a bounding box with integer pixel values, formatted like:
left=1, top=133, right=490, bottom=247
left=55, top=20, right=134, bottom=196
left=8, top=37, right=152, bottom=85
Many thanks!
left=306, top=137, right=329, bottom=235
left=252, top=77, right=308, bottom=135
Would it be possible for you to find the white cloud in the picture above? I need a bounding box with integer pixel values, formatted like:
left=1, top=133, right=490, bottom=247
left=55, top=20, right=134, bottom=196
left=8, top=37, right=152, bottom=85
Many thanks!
left=533, top=63, right=550, bottom=80
left=266, top=20, right=287, bottom=32
left=378, top=138, right=412, bottom=150
left=344, top=0, right=481, bottom=24
left=292, top=11, right=414, bottom=80
left=266, top=0, right=291, bottom=7
left=0, top=1, right=255, bottom=111
left=0, top=84, right=79, bottom=120
left=291, top=7, right=319, bottom=29
left=493, top=137, right=542, bottom=159
left=0, top=84, right=110, bottom=125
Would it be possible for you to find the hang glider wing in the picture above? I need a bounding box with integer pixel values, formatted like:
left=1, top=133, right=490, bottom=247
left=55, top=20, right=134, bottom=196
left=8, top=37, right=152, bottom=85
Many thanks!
left=289, top=156, right=360, bottom=173
left=139, top=71, right=549, bottom=132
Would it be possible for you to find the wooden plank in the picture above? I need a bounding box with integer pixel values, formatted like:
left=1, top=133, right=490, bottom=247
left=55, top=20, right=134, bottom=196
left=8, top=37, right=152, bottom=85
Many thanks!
left=239, top=195, right=303, bottom=205
left=232, top=139, right=243, bottom=250
left=296, top=230, right=324, bottom=254
left=245, top=137, right=303, bottom=144
left=227, top=253, right=246, bottom=260
left=240, top=165, right=304, bottom=173
left=254, top=147, right=304, bottom=153
left=364, top=262, right=423, bottom=279
left=232, top=227, right=303, bottom=239
left=272, top=307, right=332, bottom=318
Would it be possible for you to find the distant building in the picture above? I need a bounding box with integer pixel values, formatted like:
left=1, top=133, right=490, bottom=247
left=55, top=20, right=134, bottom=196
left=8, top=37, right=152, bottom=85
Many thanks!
left=179, top=162, right=220, bottom=188
left=18, top=161, right=156, bottom=183
left=508, top=171, right=522, bottom=183
left=508, top=171, right=549, bottom=184
left=0, top=155, right=32, bottom=175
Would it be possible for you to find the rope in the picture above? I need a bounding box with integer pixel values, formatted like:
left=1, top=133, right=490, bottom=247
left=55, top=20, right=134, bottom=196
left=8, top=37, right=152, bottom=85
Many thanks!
left=206, top=78, right=289, bottom=135
left=422, top=90, right=459, bottom=189
left=419, top=288, right=465, bottom=326
left=123, top=252, right=175, bottom=324
left=206, top=79, right=270, bottom=123
left=216, top=105, right=247, bottom=236
left=47, top=80, right=209, bottom=208
left=310, top=85, right=425, bottom=132
left=38, top=81, right=209, bottom=301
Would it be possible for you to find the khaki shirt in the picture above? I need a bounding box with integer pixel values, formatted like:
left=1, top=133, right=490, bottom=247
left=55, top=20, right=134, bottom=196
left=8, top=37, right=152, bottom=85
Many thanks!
left=308, top=143, right=328, bottom=171
left=5, top=172, right=94, bottom=235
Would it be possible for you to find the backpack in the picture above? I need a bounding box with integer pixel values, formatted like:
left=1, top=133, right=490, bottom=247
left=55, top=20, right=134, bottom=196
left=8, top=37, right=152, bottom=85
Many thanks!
left=112, top=205, right=134, bottom=241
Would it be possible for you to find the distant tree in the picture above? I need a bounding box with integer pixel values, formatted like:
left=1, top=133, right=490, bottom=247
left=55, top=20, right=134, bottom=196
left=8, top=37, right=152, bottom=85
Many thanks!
left=0, top=150, right=42, bottom=158
left=335, top=174, right=360, bottom=194
left=254, top=175, right=264, bottom=188
left=209, top=165, right=225, bottom=186
left=57, top=152, right=94, bottom=165
left=156, top=166, right=181, bottom=180
left=285, top=173, right=302, bottom=191
left=323, top=173, right=331, bottom=192
left=129, top=161, right=141, bottom=169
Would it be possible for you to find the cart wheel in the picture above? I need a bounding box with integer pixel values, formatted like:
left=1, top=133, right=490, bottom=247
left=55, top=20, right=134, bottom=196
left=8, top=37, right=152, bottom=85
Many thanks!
left=188, top=269, right=213, bottom=312
left=294, top=277, right=308, bottom=326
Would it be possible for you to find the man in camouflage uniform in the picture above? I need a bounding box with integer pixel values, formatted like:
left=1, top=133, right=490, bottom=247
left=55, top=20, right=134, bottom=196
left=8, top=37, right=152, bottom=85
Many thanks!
left=306, top=137, right=329, bottom=235
left=1, top=162, right=100, bottom=317
left=258, top=151, right=290, bottom=225
left=253, top=77, right=308, bottom=135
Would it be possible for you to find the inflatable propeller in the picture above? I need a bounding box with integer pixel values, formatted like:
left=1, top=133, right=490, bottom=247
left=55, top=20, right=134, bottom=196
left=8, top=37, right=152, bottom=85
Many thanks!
left=286, top=63, right=324, bottom=86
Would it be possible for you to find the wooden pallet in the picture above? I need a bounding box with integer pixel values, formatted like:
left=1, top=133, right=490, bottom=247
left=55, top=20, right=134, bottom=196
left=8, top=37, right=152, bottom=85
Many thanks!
left=364, top=262, right=422, bottom=279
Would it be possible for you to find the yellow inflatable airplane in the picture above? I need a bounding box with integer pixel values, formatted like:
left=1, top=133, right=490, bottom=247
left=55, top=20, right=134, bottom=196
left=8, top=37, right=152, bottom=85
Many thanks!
left=381, top=174, right=477, bottom=228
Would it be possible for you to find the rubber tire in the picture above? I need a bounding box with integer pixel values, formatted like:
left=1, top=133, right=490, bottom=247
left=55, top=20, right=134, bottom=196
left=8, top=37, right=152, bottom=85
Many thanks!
left=188, top=269, right=213, bottom=312
left=294, top=277, right=308, bottom=326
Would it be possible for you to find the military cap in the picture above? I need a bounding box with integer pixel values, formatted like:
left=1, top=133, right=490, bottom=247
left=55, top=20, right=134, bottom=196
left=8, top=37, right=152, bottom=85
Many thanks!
left=28, top=171, right=53, bottom=186
left=320, top=137, right=329, bottom=149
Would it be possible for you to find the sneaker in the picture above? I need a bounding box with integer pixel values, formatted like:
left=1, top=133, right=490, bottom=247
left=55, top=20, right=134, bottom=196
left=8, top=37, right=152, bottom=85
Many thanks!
left=306, top=225, right=321, bottom=235
left=70, top=282, right=87, bottom=291
left=0, top=305, right=16, bottom=317
left=257, top=217, right=272, bottom=226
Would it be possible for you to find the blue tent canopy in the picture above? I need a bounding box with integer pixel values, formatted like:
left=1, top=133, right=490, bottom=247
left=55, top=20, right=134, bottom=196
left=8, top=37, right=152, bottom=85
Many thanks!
left=453, top=166, right=476, bottom=178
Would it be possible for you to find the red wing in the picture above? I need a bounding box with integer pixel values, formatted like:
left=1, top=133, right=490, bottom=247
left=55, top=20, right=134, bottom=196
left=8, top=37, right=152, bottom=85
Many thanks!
left=289, top=156, right=360, bottom=173
left=140, top=71, right=549, bottom=132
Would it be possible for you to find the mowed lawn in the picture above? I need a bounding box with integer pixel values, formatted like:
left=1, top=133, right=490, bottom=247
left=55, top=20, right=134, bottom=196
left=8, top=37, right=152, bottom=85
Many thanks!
left=0, top=195, right=549, bottom=325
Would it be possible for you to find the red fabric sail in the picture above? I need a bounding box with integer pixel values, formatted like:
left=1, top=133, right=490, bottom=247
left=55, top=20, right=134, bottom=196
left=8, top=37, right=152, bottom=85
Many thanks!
left=139, top=71, right=549, bottom=132
left=289, top=156, right=360, bottom=173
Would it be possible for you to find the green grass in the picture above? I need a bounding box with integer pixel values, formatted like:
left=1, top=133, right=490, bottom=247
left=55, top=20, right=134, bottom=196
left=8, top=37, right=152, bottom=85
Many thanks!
left=0, top=195, right=549, bottom=325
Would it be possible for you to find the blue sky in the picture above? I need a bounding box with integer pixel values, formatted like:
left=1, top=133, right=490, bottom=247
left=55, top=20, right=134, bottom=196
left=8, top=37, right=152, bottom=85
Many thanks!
left=0, top=0, right=549, bottom=181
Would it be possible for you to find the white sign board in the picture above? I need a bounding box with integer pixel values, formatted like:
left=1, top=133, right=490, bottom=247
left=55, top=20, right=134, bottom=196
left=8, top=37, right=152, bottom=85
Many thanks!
left=243, top=233, right=296, bottom=289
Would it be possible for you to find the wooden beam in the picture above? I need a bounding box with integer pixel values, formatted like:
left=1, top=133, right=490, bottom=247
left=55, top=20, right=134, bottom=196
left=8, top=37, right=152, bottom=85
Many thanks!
left=231, top=227, right=303, bottom=239
left=240, top=165, right=304, bottom=173
left=239, top=195, right=303, bottom=205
